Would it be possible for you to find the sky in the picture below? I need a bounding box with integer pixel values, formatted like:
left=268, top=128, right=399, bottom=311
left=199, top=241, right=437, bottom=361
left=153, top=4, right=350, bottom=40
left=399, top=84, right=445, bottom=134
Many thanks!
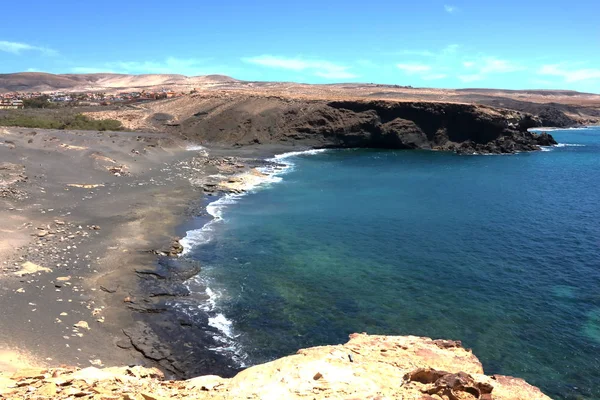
left=1, top=0, right=599, bottom=92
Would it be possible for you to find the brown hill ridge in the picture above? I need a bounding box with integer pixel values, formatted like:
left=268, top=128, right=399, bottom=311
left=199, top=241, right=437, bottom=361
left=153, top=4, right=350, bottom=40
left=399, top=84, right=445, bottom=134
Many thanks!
left=0, top=334, right=550, bottom=399
left=0, top=72, right=238, bottom=93
left=2, top=71, right=600, bottom=126
left=87, top=93, right=557, bottom=155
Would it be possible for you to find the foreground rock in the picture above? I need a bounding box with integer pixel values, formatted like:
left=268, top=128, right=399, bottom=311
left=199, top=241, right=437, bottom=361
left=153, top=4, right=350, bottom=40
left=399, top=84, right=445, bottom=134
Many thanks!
left=0, top=334, right=550, bottom=399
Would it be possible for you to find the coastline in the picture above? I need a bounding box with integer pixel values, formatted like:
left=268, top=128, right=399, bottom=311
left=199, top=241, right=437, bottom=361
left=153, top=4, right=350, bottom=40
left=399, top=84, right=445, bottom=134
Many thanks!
left=125, top=146, right=333, bottom=377
left=172, top=148, right=331, bottom=364
left=0, top=122, right=344, bottom=379
left=0, top=122, right=572, bottom=391
left=0, top=126, right=286, bottom=377
left=1, top=124, right=585, bottom=398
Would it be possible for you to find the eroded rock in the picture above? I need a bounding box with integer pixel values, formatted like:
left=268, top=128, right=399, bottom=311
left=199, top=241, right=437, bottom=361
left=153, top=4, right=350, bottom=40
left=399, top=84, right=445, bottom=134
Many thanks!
left=0, top=334, right=552, bottom=400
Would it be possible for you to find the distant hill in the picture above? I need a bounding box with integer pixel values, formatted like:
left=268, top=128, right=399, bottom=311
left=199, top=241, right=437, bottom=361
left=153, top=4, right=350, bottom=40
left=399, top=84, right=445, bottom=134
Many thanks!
left=0, top=72, right=239, bottom=93
left=454, top=88, right=597, bottom=97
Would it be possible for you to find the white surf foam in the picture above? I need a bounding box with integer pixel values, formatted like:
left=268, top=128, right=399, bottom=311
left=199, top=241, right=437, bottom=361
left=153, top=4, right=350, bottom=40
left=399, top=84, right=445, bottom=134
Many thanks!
left=182, top=148, right=330, bottom=252
left=177, top=148, right=330, bottom=363
left=555, top=143, right=586, bottom=147
left=541, top=143, right=587, bottom=152
left=271, top=148, right=330, bottom=160
left=179, top=195, right=235, bottom=254
left=208, top=313, right=235, bottom=338
left=257, top=148, right=330, bottom=176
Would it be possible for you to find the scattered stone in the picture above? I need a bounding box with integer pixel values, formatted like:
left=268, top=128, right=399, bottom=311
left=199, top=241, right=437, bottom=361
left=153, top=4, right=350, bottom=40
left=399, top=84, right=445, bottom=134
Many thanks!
left=36, top=382, right=57, bottom=396
left=74, top=321, right=90, bottom=330
left=11, top=368, right=48, bottom=380
left=185, top=375, right=226, bottom=391
left=14, top=262, right=52, bottom=276
left=100, top=285, right=117, bottom=293
left=67, top=184, right=104, bottom=189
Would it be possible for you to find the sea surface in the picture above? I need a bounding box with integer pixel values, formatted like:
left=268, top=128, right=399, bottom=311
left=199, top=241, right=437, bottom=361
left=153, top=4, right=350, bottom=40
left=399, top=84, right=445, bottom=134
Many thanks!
left=181, top=128, right=600, bottom=399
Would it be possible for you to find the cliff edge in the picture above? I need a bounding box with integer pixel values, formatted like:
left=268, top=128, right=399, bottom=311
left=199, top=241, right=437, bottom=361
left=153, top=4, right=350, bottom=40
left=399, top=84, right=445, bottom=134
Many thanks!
left=0, top=334, right=550, bottom=399
left=87, top=93, right=557, bottom=154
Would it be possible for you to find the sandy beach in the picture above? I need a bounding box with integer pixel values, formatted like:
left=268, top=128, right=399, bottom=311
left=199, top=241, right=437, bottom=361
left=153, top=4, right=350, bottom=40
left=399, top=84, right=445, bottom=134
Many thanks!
left=0, top=126, right=281, bottom=377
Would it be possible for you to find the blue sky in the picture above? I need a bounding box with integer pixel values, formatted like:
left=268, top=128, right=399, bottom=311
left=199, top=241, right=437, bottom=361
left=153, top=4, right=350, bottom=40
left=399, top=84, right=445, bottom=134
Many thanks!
left=1, top=0, right=599, bottom=92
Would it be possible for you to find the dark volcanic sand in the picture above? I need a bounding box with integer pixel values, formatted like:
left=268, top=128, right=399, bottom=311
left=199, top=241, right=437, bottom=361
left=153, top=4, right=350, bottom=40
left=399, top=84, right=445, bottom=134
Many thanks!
left=0, top=126, right=263, bottom=374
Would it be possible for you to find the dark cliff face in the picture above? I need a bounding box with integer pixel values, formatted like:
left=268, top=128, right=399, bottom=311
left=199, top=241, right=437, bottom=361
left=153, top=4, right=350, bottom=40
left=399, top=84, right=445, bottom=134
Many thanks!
left=175, top=97, right=556, bottom=154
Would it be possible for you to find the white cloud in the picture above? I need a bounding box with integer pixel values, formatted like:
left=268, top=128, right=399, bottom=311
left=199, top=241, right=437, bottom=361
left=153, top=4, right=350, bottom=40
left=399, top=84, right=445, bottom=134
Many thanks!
left=72, top=57, right=216, bottom=76
left=530, top=78, right=555, bottom=86
left=444, top=5, right=457, bottom=13
left=538, top=64, right=600, bottom=83
left=422, top=73, right=448, bottom=81
left=356, top=59, right=379, bottom=68
left=478, top=58, right=522, bottom=74
left=442, top=44, right=460, bottom=55
left=0, top=40, right=57, bottom=56
left=107, top=57, right=212, bottom=74
left=242, top=55, right=358, bottom=80
left=397, top=63, right=448, bottom=81
left=71, top=67, right=118, bottom=74
left=314, top=70, right=358, bottom=79
left=458, top=57, right=523, bottom=82
left=388, top=50, right=436, bottom=57
left=458, top=74, right=483, bottom=83
left=396, top=63, right=432, bottom=74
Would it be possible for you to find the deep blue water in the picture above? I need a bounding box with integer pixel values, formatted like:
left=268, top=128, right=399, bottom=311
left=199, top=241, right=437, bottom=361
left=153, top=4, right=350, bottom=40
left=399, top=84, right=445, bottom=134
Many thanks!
left=184, top=128, right=600, bottom=399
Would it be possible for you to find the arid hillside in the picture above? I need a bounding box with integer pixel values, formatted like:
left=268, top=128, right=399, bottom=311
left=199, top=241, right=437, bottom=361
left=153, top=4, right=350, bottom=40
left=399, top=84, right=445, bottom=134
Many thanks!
left=0, top=72, right=238, bottom=93
left=2, top=72, right=600, bottom=126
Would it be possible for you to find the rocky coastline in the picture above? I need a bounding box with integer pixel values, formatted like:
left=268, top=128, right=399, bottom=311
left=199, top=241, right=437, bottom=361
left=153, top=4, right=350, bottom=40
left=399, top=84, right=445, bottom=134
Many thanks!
left=0, top=334, right=551, bottom=399
left=81, top=93, right=560, bottom=155
left=161, top=96, right=558, bottom=155
left=0, top=112, right=560, bottom=399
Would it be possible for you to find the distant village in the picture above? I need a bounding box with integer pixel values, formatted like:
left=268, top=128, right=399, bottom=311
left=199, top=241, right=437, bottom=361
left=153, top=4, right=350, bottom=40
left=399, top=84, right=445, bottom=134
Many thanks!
left=0, top=88, right=188, bottom=109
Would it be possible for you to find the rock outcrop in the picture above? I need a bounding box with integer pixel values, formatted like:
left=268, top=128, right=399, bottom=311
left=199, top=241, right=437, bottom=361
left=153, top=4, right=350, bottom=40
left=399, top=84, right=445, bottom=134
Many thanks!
left=0, top=334, right=551, bottom=399
left=172, top=96, right=556, bottom=154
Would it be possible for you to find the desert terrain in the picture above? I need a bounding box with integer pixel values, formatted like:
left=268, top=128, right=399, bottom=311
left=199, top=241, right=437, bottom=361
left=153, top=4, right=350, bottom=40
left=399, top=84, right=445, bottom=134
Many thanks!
left=2, top=72, right=600, bottom=127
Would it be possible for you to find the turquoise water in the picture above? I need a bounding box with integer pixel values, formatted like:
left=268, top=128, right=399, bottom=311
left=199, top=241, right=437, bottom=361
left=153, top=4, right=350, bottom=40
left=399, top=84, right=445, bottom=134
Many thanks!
left=185, top=128, right=600, bottom=399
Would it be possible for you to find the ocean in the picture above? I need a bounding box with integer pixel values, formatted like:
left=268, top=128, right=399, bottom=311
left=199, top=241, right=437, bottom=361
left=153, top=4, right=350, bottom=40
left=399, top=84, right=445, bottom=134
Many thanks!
left=180, top=128, right=600, bottom=399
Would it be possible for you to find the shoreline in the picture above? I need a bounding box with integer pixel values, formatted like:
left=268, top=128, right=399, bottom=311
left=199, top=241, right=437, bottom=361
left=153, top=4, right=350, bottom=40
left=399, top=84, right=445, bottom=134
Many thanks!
left=151, top=133, right=585, bottom=380
left=0, top=125, right=572, bottom=382
left=0, top=126, right=285, bottom=377
left=0, top=122, right=346, bottom=380
left=0, top=124, right=583, bottom=398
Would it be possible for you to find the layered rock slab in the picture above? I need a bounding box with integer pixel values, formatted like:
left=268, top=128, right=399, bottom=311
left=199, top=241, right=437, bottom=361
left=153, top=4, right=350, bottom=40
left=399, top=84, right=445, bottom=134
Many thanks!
left=0, top=334, right=550, bottom=399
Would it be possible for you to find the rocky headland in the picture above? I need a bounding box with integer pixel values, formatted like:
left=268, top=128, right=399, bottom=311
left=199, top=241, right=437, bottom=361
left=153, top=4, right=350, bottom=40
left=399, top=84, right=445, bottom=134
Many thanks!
left=86, top=93, right=558, bottom=155
left=0, top=334, right=551, bottom=399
